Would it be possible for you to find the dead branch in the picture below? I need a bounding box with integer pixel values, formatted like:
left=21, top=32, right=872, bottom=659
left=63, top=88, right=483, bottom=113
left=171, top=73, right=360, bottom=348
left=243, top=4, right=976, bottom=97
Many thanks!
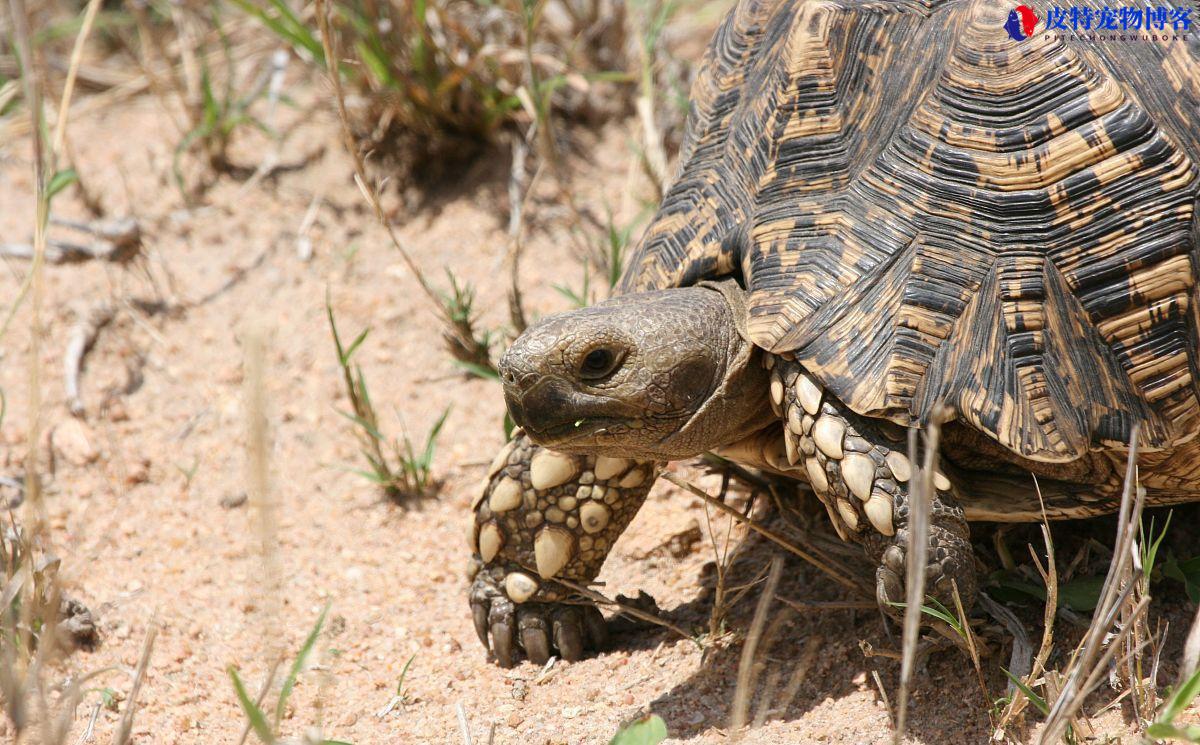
left=0, top=217, right=141, bottom=265
left=64, top=302, right=115, bottom=417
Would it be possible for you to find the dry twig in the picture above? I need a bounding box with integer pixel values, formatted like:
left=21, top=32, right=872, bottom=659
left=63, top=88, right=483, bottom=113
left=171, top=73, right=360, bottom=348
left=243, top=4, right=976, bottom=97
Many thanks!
left=548, top=574, right=692, bottom=640
left=894, top=422, right=940, bottom=744
left=113, top=622, right=158, bottom=745
left=64, top=303, right=115, bottom=416
left=730, top=556, right=784, bottom=740
left=662, top=471, right=871, bottom=597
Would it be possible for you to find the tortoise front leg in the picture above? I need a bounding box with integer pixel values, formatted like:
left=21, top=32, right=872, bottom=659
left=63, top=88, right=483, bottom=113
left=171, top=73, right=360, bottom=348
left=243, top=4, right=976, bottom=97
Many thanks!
left=771, top=359, right=978, bottom=614
left=467, top=430, right=660, bottom=666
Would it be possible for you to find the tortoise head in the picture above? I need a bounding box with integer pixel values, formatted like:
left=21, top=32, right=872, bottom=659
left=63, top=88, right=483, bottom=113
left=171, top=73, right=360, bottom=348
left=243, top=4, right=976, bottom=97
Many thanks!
left=498, top=284, right=774, bottom=460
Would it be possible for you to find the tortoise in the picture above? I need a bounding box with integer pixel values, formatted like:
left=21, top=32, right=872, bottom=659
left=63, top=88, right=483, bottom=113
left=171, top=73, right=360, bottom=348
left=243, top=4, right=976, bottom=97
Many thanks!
left=466, top=0, right=1200, bottom=666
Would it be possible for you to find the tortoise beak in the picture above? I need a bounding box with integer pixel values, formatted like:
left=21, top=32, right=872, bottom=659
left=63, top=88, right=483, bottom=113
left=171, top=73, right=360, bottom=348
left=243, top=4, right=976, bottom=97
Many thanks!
left=499, top=351, right=568, bottom=437
left=499, top=355, right=632, bottom=446
left=502, top=376, right=577, bottom=441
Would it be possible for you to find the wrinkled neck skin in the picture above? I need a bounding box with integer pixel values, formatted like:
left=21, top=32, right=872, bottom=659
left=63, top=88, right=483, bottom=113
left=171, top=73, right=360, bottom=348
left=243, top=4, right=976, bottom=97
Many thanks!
left=499, top=281, right=775, bottom=461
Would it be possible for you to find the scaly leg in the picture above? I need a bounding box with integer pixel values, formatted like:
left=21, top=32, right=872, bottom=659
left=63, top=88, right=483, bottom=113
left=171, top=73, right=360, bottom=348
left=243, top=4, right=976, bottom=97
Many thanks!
left=467, top=430, right=660, bottom=666
left=771, top=359, right=978, bottom=613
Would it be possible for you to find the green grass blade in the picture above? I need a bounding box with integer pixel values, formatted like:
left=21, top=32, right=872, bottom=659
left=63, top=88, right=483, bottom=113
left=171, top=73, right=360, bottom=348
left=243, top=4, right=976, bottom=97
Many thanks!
left=275, top=604, right=331, bottom=725
left=1002, top=667, right=1049, bottom=716
left=1146, top=721, right=1200, bottom=742
left=229, top=666, right=276, bottom=743
left=229, top=0, right=325, bottom=64
left=452, top=360, right=499, bottom=381
left=341, top=327, right=371, bottom=366
left=46, top=168, right=78, bottom=201
left=421, top=406, right=451, bottom=468
left=396, top=653, right=416, bottom=695
left=336, top=409, right=385, bottom=443
left=886, top=600, right=960, bottom=630
left=1157, top=668, right=1200, bottom=728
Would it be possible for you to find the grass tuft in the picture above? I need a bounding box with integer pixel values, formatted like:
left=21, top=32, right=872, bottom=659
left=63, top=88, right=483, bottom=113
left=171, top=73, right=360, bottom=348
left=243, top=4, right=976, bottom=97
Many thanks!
left=327, top=294, right=449, bottom=501
left=440, top=269, right=498, bottom=378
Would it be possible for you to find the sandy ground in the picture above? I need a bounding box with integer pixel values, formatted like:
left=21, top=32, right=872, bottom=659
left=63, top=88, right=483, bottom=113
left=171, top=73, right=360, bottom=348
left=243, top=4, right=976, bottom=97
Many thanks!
left=1, top=72, right=1198, bottom=745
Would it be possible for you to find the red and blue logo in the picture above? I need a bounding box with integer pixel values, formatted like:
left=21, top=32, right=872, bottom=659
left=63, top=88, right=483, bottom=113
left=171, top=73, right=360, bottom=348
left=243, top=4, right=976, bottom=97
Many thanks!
left=1005, top=5, right=1040, bottom=40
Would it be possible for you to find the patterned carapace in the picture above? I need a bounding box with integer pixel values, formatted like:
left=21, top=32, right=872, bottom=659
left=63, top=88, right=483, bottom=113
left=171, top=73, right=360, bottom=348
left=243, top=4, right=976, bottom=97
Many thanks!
left=621, top=0, right=1200, bottom=464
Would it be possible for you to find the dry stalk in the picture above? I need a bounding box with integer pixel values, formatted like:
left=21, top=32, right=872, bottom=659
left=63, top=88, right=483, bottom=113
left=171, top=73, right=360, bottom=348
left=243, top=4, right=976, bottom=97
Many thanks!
left=751, top=668, right=783, bottom=730
left=703, top=471, right=750, bottom=638
left=773, top=634, right=821, bottom=720
left=7, top=2, right=53, bottom=719
left=2, top=2, right=148, bottom=741
left=113, top=622, right=158, bottom=745
left=243, top=325, right=284, bottom=663
left=51, top=0, right=104, bottom=155
left=662, top=472, right=871, bottom=597
left=128, top=0, right=188, bottom=132
left=950, top=579, right=992, bottom=715
left=455, top=701, right=475, bottom=745
left=993, top=482, right=1061, bottom=729
left=505, top=135, right=534, bottom=335
left=730, top=555, right=784, bottom=740
left=1039, top=429, right=1147, bottom=744
left=894, top=420, right=940, bottom=745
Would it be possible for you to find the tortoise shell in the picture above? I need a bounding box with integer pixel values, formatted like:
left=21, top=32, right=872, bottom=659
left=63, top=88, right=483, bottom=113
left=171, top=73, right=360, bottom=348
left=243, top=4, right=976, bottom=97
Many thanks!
left=620, top=0, right=1200, bottom=464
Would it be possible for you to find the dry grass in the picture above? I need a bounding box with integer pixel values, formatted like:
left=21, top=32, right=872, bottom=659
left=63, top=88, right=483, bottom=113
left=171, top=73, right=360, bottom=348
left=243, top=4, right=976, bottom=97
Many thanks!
left=1038, top=433, right=1150, bottom=743
left=1, top=1, right=156, bottom=742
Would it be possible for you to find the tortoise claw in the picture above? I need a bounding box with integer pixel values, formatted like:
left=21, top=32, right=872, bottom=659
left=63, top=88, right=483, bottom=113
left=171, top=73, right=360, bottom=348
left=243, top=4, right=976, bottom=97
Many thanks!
left=472, top=602, right=490, bottom=649
left=468, top=569, right=607, bottom=666
left=552, top=608, right=585, bottom=662
left=583, top=605, right=608, bottom=649
left=519, top=608, right=553, bottom=665
left=488, top=598, right=518, bottom=668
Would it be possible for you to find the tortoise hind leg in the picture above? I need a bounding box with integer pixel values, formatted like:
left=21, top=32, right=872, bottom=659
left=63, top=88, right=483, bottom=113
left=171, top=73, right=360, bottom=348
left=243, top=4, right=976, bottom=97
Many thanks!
left=772, top=360, right=978, bottom=614
left=467, top=430, right=660, bottom=666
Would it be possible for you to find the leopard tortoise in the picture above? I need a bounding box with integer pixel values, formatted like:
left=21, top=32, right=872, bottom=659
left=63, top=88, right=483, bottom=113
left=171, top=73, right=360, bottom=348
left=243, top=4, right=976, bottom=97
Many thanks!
left=466, top=0, right=1200, bottom=666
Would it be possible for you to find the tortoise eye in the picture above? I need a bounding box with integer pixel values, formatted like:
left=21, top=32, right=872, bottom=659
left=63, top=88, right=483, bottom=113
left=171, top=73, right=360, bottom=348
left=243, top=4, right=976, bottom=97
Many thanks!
left=580, top=347, right=622, bottom=381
